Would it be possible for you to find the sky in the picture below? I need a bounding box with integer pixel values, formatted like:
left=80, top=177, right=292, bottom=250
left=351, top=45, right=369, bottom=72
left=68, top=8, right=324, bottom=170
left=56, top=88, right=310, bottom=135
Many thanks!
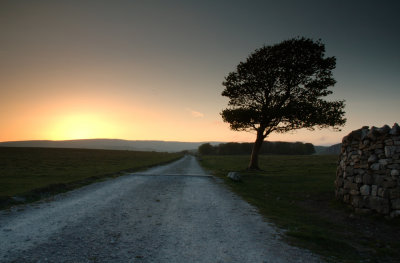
left=1, top=0, right=399, bottom=145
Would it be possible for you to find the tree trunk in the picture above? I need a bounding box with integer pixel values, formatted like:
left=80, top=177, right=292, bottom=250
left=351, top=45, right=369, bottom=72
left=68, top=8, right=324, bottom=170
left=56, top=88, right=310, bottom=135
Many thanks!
left=248, top=130, right=265, bottom=170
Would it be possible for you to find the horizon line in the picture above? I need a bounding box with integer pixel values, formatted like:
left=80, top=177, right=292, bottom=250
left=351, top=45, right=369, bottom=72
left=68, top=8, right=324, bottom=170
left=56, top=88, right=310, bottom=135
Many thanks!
left=0, top=138, right=340, bottom=146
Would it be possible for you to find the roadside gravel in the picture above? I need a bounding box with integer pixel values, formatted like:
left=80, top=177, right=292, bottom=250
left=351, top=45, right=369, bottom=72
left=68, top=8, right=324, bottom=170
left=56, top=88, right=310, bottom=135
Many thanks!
left=0, top=155, right=323, bottom=262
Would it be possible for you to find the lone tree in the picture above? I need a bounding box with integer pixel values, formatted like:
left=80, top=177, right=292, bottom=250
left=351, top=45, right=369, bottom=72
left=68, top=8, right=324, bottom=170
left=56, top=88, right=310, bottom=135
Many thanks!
left=221, top=37, right=346, bottom=170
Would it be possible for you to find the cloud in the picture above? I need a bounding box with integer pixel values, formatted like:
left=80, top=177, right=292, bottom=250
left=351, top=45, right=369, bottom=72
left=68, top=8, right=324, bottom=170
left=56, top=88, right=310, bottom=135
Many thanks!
left=186, top=108, right=204, bottom=118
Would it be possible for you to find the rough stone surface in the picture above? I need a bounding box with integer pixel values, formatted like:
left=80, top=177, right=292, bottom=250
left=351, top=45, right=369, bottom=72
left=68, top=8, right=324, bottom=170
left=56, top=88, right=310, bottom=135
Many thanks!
left=362, top=174, right=373, bottom=185
left=378, top=187, right=389, bottom=198
left=371, top=185, right=378, bottom=196
left=227, top=172, right=241, bottom=181
left=390, top=210, right=400, bottom=218
left=368, top=154, right=378, bottom=163
left=391, top=199, right=400, bottom=210
left=355, top=175, right=363, bottom=184
left=385, top=146, right=396, bottom=158
left=336, top=124, right=400, bottom=217
left=349, top=189, right=360, bottom=196
left=389, top=123, right=400, bottom=135
left=360, top=185, right=370, bottom=196
left=389, top=188, right=400, bottom=199
left=371, top=163, right=380, bottom=171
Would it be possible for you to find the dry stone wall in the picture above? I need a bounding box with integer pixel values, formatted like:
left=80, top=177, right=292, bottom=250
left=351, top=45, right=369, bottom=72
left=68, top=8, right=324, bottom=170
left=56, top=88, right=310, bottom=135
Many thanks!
left=335, top=124, right=400, bottom=217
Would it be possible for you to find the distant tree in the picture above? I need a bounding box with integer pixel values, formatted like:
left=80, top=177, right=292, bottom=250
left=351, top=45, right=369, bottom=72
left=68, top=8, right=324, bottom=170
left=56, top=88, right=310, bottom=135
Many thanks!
left=198, top=143, right=216, bottom=155
left=219, top=142, right=242, bottom=155
left=304, top=143, right=316, bottom=155
left=221, top=37, right=346, bottom=169
left=209, top=141, right=315, bottom=155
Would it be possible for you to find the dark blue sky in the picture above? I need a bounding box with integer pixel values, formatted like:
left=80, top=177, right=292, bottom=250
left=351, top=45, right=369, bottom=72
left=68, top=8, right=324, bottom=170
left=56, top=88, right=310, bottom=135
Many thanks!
left=1, top=0, right=399, bottom=144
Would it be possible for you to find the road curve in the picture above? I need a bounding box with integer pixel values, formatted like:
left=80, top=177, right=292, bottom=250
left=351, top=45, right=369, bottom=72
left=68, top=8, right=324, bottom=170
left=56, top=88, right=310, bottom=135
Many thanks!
left=0, top=155, right=323, bottom=262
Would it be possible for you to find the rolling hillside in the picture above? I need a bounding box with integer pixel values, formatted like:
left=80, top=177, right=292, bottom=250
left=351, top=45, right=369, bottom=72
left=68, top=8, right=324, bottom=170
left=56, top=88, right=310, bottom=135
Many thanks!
left=0, top=139, right=216, bottom=152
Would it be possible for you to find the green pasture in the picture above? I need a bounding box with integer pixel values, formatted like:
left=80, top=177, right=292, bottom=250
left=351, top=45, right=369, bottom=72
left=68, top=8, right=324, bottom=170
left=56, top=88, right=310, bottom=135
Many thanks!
left=200, top=155, right=400, bottom=263
left=0, top=147, right=182, bottom=207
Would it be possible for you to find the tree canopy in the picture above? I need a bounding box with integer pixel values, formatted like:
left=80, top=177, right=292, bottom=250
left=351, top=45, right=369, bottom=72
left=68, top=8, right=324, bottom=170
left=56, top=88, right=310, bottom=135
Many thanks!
left=221, top=37, right=346, bottom=169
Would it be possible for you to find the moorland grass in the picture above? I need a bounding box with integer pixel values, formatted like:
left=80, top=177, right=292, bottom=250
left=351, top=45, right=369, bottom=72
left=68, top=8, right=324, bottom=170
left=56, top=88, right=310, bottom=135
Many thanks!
left=0, top=147, right=183, bottom=208
left=200, top=155, right=400, bottom=263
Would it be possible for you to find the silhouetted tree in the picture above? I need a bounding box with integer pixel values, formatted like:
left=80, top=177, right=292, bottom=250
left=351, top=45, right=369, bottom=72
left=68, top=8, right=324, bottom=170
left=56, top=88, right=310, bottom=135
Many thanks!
left=304, top=143, right=316, bottom=155
left=221, top=37, right=346, bottom=169
left=198, top=143, right=216, bottom=155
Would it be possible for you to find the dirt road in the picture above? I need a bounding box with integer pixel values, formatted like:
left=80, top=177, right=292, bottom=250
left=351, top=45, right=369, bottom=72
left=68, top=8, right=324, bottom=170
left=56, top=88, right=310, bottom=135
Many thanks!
left=0, top=155, right=322, bottom=262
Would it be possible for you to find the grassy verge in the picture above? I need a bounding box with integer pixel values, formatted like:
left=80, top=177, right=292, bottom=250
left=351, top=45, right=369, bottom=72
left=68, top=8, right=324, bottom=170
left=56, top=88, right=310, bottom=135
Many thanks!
left=0, top=147, right=183, bottom=209
left=200, top=155, right=400, bottom=263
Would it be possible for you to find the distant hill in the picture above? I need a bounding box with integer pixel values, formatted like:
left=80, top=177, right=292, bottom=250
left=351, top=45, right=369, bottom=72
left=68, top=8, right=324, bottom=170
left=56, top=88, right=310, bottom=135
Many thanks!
left=315, top=143, right=342, bottom=155
left=314, top=146, right=328, bottom=154
left=1, top=139, right=340, bottom=154
left=0, top=139, right=221, bottom=153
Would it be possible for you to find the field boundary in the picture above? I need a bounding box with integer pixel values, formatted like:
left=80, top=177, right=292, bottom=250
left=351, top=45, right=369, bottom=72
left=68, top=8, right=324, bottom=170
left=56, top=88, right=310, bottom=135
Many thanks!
left=198, top=154, right=400, bottom=263
left=0, top=153, right=183, bottom=210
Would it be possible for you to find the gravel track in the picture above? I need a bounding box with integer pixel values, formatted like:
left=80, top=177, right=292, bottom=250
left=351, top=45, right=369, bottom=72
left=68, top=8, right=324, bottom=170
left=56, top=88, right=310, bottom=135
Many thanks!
left=0, top=155, right=323, bottom=262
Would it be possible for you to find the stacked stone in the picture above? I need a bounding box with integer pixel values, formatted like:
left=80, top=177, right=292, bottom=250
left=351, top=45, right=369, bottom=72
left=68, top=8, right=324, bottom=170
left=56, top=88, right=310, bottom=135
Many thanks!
left=335, top=123, right=400, bottom=217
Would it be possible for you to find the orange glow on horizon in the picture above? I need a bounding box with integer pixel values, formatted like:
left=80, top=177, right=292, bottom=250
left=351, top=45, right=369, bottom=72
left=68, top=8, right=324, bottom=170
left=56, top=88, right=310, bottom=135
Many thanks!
left=0, top=78, right=347, bottom=145
left=46, top=113, right=120, bottom=140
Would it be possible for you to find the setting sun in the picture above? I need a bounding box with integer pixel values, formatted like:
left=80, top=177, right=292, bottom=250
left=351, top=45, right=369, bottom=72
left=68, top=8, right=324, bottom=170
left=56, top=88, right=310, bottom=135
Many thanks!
left=48, top=114, right=118, bottom=140
left=1, top=2, right=399, bottom=261
left=0, top=1, right=399, bottom=146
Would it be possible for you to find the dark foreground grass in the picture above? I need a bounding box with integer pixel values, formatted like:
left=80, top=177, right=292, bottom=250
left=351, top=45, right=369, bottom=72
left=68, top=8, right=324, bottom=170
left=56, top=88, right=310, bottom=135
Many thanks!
left=0, top=147, right=183, bottom=209
left=200, top=155, right=400, bottom=263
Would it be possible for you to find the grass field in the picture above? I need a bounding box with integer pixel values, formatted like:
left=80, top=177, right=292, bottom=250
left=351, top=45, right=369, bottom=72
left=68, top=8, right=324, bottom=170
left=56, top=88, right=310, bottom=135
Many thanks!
left=200, top=155, right=400, bottom=263
left=0, top=147, right=183, bottom=208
